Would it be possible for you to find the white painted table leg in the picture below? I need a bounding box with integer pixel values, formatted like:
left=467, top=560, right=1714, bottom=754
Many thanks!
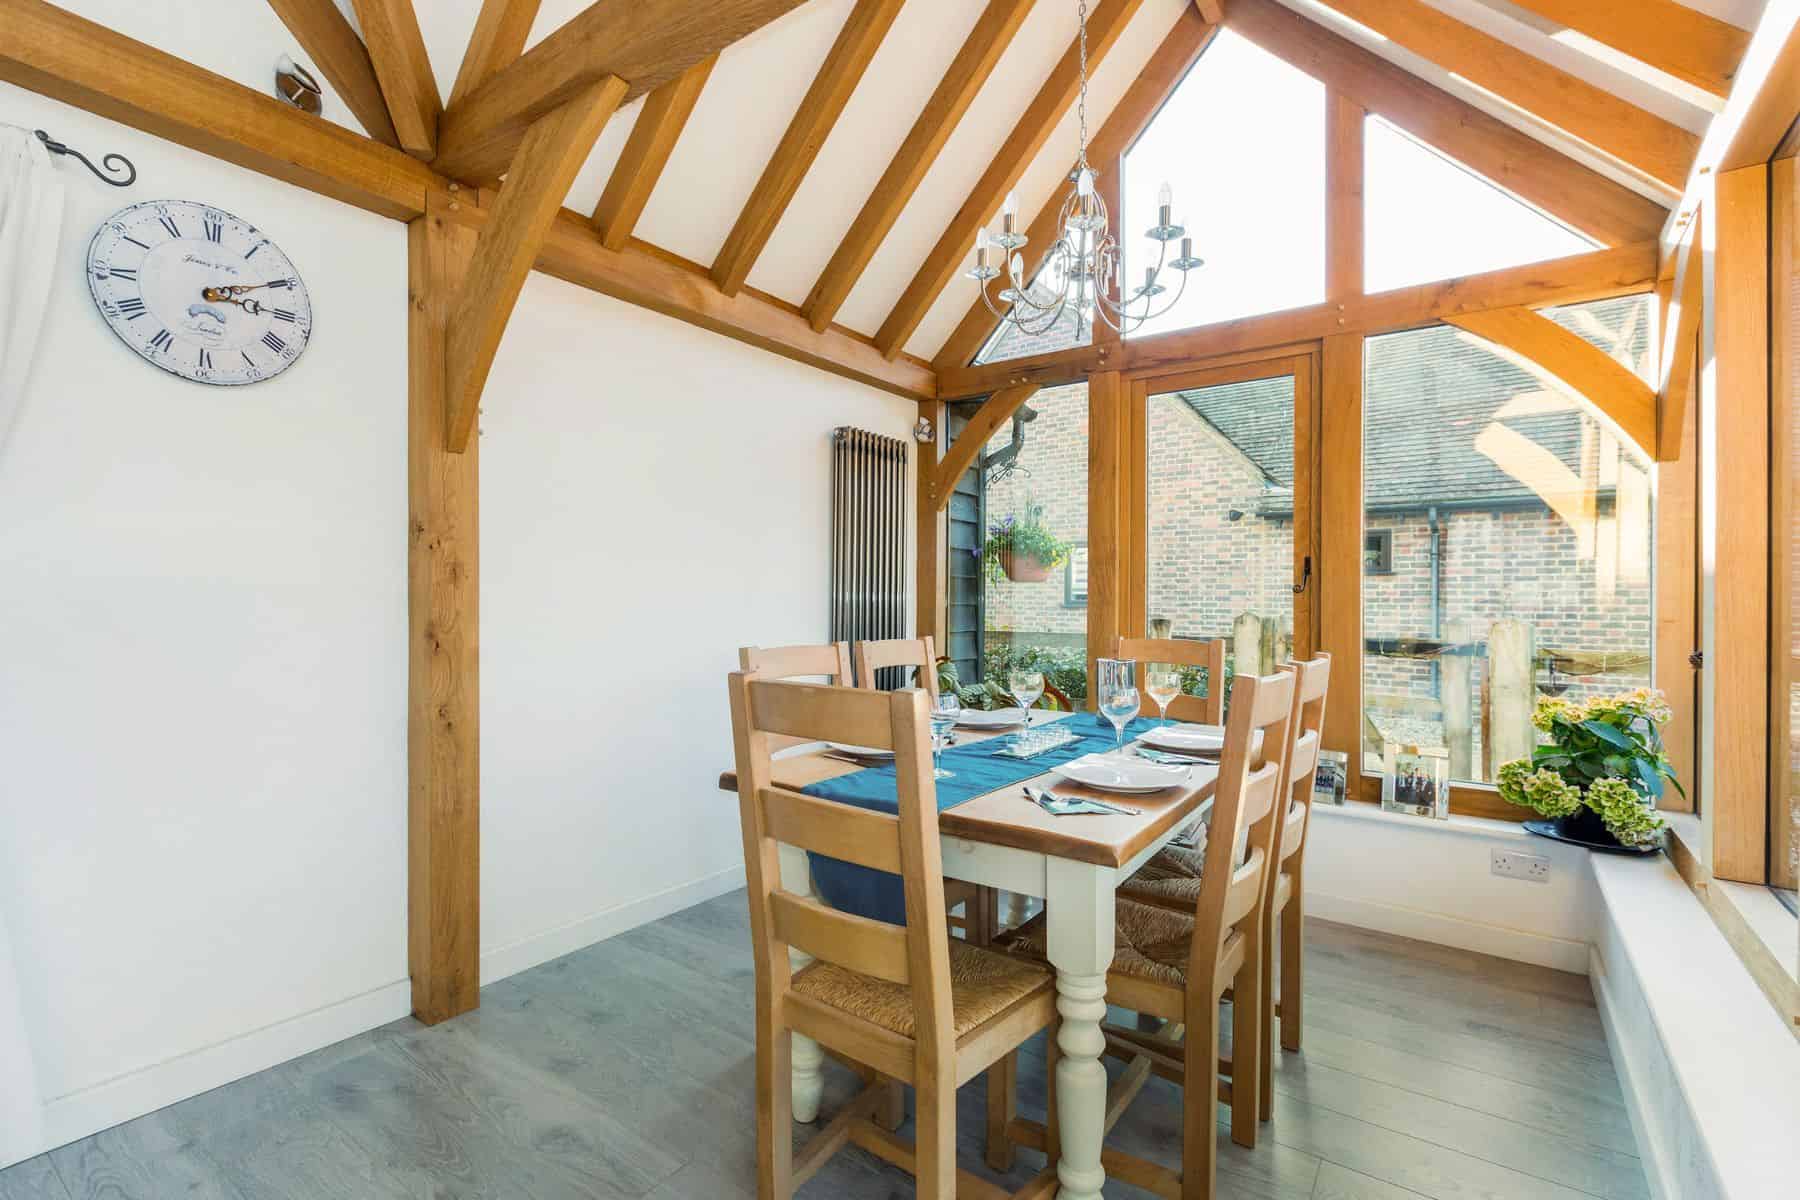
left=777, top=842, right=825, bottom=1123
left=1044, top=858, right=1116, bottom=1200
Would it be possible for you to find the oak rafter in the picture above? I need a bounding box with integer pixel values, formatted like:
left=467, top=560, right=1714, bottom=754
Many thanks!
left=873, top=0, right=1147, bottom=361
left=349, top=0, right=443, bottom=159
left=711, top=0, right=906, bottom=297
left=449, top=0, right=543, bottom=107
left=263, top=0, right=400, bottom=147
left=591, top=56, right=716, bottom=250
left=433, top=0, right=807, bottom=184
left=801, top=0, right=1038, bottom=333
left=1301, top=0, right=1698, bottom=194
left=1503, top=0, right=1749, bottom=101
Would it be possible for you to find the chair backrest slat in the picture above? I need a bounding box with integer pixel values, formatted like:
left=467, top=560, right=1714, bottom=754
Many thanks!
left=740, top=642, right=853, bottom=685
left=770, top=893, right=911, bottom=985
left=1113, top=636, right=1227, bottom=725
left=1186, top=668, right=1296, bottom=985
left=728, top=669, right=954, bottom=1053
left=760, top=787, right=904, bottom=874
left=1274, top=654, right=1332, bottom=869
left=853, top=636, right=940, bottom=700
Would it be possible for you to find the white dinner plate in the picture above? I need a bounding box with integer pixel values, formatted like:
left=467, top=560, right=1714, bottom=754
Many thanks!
left=1137, top=723, right=1226, bottom=753
left=826, top=742, right=894, bottom=761
left=956, top=707, right=1027, bottom=729
left=1049, top=753, right=1190, bottom=794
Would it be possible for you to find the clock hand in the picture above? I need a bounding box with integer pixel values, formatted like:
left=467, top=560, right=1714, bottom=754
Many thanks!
left=200, top=282, right=284, bottom=301
left=209, top=293, right=268, bottom=316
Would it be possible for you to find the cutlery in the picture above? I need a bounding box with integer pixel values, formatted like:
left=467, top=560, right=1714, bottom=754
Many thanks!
left=1023, top=785, right=1142, bottom=817
left=1135, top=747, right=1212, bottom=766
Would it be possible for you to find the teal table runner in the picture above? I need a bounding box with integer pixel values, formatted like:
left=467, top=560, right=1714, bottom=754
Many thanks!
left=802, top=712, right=1160, bottom=925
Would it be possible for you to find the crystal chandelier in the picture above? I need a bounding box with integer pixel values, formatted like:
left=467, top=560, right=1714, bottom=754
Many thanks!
left=967, top=0, right=1203, bottom=339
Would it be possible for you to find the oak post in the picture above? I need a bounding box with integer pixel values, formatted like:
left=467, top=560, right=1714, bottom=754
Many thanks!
left=1086, top=372, right=1126, bottom=709
left=408, top=195, right=481, bottom=1024
left=917, top=399, right=947, bottom=648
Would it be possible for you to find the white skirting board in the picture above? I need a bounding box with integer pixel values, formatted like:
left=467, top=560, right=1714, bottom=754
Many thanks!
left=479, top=864, right=747, bottom=986
left=2, top=864, right=748, bottom=1172
left=12, top=978, right=414, bottom=1171
left=1306, top=889, right=1592, bottom=974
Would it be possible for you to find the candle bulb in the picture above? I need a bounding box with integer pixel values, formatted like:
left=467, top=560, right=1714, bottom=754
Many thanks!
left=1157, top=180, right=1173, bottom=229
left=975, top=226, right=989, bottom=268
left=1002, top=190, right=1018, bottom=218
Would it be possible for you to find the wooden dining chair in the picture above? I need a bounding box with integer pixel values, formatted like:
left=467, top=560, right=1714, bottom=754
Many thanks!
left=1116, top=655, right=1330, bottom=1124
left=996, top=668, right=1297, bottom=1200
left=853, top=636, right=940, bottom=699
left=727, top=673, right=1059, bottom=1200
left=739, top=641, right=853, bottom=685
left=1112, top=635, right=1228, bottom=725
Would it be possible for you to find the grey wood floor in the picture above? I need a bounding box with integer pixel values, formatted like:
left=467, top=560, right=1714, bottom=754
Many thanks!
left=0, top=894, right=1647, bottom=1200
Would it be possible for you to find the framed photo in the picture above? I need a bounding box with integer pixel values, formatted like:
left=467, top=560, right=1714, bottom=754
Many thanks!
left=1381, top=743, right=1450, bottom=819
left=1313, top=749, right=1349, bottom=806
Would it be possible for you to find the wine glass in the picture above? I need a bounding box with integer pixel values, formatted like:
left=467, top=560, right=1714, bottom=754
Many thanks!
left=1095, top=658, right=1140, bottom=754
left=929, top=694, right=961, bottom=779
left=1145, top=663, right=1181, bottom=729
left=1008, top=668, right=1044, bottom=726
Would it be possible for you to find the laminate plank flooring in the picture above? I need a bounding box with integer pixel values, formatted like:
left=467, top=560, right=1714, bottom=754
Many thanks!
left=0, top=895, right=1647, bottom=1199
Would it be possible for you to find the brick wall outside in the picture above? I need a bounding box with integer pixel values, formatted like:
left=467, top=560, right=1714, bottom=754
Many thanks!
left=973, top=383, right=1655, bottom=780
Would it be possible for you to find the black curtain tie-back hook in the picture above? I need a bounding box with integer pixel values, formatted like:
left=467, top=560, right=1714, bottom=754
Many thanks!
left=34, top=129, right=137, bottom=187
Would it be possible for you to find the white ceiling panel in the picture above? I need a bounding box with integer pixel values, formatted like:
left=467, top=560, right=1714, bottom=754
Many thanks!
left=744, top=0, right=986, bottom=306
left=630, top=0, right=858, bottom=266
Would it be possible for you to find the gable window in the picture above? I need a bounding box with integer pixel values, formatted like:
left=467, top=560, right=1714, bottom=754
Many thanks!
left=1064, top=543, right=1089, bottom=608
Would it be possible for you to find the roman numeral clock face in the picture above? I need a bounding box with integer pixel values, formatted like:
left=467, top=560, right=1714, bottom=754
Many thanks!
left=87, top=200, right=312, bottom=386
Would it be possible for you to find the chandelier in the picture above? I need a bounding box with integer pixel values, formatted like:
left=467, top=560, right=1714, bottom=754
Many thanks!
left=967, top=0, right=1203, bottom=339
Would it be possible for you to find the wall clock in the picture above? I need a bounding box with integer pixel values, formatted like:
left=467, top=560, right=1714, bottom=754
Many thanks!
left=86, top=200, right=312, bottom=386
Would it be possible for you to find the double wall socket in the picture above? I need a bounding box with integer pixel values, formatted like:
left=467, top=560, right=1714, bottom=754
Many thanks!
left=1490, top=848, right=1551, bottom=883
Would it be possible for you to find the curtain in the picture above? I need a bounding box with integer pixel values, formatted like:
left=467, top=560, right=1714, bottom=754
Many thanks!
left=0, top=126, right=65, bottom=450
left=0, top=123, right=60, bottom=1164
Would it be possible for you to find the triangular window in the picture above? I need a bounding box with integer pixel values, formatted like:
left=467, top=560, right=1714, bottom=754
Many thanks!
left=1364, top=116, right=1596, bottom=293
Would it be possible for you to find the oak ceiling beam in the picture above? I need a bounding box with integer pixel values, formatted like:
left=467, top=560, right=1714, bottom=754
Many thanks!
left=930, top=383, right=1039, bottom=508
left=0, top=0, right=439, bottom=219
left=445, top=77, right=630, bottom=452
left=1192, top=0, right=1223, bottom=21
left=591, top=56, right=715, bottom=250
left=1503, top=0, right=1750, bottom=101
left=449, top=0, right=543, bottom=107
left=802, top=0, right=1039, bottom=333
left=1228, top=0, right=1667, bottom=248
left=931, top=5, right=1219, bottom=372
left=350, top=0, right=443, bottom=159
left=264, top=0, right=401, bottom=147
left=1444, top=305, right=1658, bottom=460
left=433, top=0, right=808, bottom=184
left=711, top=0, right=905, bottom=297
left=874, top=0, right=1147, bottom=361
left=938, top=239, right=1657, bottom=396
left=1302, top=0, right=1698, bottom=194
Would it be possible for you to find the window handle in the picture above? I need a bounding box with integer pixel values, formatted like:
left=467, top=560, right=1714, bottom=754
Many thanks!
left=1293, top=555, right=1312, bottom=595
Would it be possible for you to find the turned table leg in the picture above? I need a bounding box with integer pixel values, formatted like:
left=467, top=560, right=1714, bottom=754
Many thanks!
left=776, top=842, right=825, bottom=1123
left=1044, top=858, right=1115, bottom=1200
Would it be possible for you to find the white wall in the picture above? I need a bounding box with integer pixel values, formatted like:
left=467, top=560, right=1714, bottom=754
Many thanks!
left=0, top=68, right=915, bottom=1168
left=476, top=272, right=916, bottom=982
left=1306, top=804, right=1599, bottom=974
left=0, top=80, right=411, bottom=1158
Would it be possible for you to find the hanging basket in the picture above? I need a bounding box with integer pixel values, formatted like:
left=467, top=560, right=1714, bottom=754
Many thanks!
left=998, top=549, right=1052, bottom=582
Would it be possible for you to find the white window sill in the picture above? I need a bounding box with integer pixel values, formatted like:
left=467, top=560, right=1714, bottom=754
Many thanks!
left=1311, top=797, right=1540, bottom=842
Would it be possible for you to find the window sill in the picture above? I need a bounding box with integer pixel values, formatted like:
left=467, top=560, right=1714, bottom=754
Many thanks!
left=1663, top=812, right=1800, bottom=1032
left=1312, top=796, right=1540, bottom=841
left=1588, top=846, right=1800, bottom=1199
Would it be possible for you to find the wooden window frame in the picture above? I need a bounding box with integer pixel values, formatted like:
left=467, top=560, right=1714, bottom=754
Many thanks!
left=1769, top=152, right=1799, bottom=893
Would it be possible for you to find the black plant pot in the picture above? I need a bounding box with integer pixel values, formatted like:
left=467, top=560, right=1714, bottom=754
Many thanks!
left=1523, top=804, right=1658, bottom=856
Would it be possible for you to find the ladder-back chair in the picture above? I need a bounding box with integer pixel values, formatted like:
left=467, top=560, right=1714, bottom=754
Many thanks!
left=1112, top=635, right=1229, bottom=725
left=727, top=674, right=1058, bottom=1199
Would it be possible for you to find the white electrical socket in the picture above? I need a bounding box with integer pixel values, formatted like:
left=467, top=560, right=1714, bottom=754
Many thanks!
left=1491, top=848, right=1551, bottom=883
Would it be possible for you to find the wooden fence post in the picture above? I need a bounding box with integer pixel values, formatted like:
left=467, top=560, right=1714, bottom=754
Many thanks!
left=1233, top=612, right=1263, bottom=679
left=1441, top=619, right=1474, bottom=780
left=1484, top=618, right=1536, bottom=779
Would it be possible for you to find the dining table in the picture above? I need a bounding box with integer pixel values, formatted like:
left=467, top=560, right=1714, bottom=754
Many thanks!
left=716, top=708, right=1219, bottom=1200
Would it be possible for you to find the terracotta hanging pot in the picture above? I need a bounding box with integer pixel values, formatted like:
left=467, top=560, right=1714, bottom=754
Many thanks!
left=999, top=549, right=1051, bottom=582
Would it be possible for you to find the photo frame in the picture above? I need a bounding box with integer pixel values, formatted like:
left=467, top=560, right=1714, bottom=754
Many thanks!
left=1381, top=743, right=1450, bottom=819
left=1313, top=749, right=1349, bottom=806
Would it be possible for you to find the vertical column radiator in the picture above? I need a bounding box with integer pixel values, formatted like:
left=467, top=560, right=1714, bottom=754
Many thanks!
left=830, top=427, right=909, bottom=688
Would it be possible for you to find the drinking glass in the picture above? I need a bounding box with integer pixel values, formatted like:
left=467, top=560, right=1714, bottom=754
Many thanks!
left=1095, top=658, right=1140, bottom=753
left=1145, top=663, right=1181, bottom=728
left=929, top=694, right=961, bottom=779
left=1008, top=668, right=1045, bottom=726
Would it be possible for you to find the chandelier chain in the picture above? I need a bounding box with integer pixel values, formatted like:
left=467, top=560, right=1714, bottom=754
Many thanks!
left=1075, top=0, right=1090, bottom=172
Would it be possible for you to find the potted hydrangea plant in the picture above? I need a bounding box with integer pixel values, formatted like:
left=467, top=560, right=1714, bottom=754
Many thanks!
left=1496, top=688, right=1680, bottom=853
left=980, top=498, right=1071, bottom=584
